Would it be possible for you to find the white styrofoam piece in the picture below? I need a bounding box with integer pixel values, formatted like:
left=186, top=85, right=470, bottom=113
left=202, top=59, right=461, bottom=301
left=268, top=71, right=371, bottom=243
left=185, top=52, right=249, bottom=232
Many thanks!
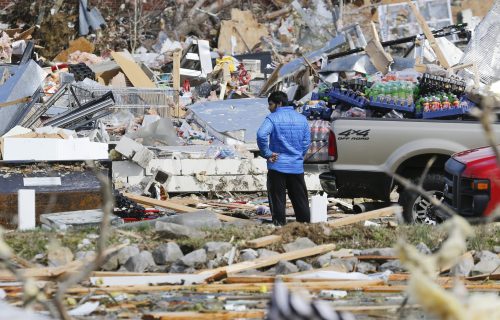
left=1, top=125, right=32, bottom=138
left=18, top=189, right=35, bottom=230
left=2, top=138, right=108, bottom=161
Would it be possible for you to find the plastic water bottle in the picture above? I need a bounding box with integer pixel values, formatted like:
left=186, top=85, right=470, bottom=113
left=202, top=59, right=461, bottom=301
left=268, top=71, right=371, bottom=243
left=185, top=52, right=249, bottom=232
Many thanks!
left=311, top=141, right=318, bottom=162
left=320, top=121, right=329, bottom=141
left=310, top=121, right=316, bottom=141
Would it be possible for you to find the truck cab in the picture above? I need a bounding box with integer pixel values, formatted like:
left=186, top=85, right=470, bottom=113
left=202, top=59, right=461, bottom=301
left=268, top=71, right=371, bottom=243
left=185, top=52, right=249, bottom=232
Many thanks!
left=443, top=146, right=500, bottom=219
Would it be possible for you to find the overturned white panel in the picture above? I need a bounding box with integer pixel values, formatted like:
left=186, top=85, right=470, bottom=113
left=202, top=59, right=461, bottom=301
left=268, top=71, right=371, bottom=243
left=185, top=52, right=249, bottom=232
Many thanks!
left=2, top=138, right=108, bottom=161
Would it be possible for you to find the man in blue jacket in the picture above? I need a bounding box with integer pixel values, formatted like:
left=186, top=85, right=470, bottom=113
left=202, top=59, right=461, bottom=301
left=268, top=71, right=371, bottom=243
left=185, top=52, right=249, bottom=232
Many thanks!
left=257, top=91, right=311, bottom=226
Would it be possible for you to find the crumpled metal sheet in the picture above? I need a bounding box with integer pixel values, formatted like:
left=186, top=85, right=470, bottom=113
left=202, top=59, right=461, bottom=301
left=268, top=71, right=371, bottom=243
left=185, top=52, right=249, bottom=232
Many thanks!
left=0, top=60, right=47, bottom=136
left=188, top=98, right=269, bottom=144
left=458, top=0, right=500, bottom=85
left=278, top=34, right=346, bottom=78
left=260, top=35, right=346, bottom=96
left=321, top=54, right=415, bottom=74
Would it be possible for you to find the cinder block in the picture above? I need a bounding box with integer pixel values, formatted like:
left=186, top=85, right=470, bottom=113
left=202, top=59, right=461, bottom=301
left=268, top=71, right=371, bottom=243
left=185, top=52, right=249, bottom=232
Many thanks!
left=115, top=136, right=143, bottom=158
left=132, top=147, right=155, bottom=169
left=112, top=161, right=145, bottom=178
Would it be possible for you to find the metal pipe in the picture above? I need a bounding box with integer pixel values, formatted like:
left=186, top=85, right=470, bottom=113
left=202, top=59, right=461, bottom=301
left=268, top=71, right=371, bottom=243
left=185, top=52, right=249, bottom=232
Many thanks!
left=353, top=202, right=392, bottom=214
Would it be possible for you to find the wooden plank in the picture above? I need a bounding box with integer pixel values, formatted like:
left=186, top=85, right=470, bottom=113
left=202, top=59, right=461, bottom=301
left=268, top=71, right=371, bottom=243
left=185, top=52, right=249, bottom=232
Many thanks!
left=364, top=283, right=500, bottom=292
left=123, top=193, right=247, bottom=223
left=245, top=235, right=282, bottom=249
left=327, top=206, right=399, bottom=227
left=406, top=1, right=450, bottom=69
left=91, top=274, right=211, bottom=286
left=336, top=304, right=420, bottom=312
left=223, top=273, right=453, bottom=284
left=123, top=193, right=198, bottom=213
left=355, top=255, right=397, bottom=261
left=467, top=272, right=500, bottom=281
left=64, top=280, right=383, bottom=295
left=172, top=48, right=181, bottom=116
left=143, top=310, right=265, bottom=320
left=198, top=244, right=336, bottom=275
left=111, top=52, right=156, bottom=88
left=205, top=202, right=255, bottom=210
left=193, top=280, right=384, bottom=292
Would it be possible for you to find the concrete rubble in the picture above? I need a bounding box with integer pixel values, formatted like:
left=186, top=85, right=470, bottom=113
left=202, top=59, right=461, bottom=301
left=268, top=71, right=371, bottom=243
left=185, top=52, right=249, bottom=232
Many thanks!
left=0, top=0, right=498, bottom=319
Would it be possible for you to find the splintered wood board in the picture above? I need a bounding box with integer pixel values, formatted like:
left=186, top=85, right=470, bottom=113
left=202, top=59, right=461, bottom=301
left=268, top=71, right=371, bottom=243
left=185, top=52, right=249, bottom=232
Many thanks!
left=111, top=52, right=156, bottom=88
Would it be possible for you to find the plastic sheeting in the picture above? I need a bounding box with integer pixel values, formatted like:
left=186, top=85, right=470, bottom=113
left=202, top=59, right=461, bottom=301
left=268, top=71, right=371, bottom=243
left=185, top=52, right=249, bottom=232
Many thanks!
left=458, top=0, right=500, bottom=85
left=188, top=98, right=269, bottom=144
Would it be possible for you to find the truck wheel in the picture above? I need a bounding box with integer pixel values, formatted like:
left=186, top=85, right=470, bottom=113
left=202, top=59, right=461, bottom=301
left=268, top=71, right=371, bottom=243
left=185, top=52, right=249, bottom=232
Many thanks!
left=398, top=173, right=445, bottom=225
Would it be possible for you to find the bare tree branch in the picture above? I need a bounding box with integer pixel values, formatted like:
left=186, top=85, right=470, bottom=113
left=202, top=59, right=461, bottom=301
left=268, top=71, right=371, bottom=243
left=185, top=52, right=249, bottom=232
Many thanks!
left=418, top=156, right=436, bottom=188
left=53, top=161, right=114, bottom=320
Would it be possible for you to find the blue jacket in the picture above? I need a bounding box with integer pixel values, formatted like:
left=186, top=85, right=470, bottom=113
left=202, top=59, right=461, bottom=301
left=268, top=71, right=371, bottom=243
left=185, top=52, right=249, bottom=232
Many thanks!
left=257, top=106, right=310, bottom=174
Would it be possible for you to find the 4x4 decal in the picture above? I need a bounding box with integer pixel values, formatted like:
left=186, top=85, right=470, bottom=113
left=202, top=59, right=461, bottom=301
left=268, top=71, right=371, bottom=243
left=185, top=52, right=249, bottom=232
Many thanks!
left=338, top=129, right=370, bottom=140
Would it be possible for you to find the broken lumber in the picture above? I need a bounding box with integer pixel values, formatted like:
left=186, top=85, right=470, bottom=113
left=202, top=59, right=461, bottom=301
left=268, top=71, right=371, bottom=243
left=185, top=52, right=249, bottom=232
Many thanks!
left=193, top=280, right=384, bottom=292
left=91, top=274, right=211, bottom=286
left=143, top=311, right=265, bottom=320
left=123, top=193, right=246, bottom=222
left=364, top=283, right=500, bottom=292
left=123, top=193, right=197, bottom=213
left=245, top=235, right=282, bottom=249
left=407, top=1, right=450, bottom=69
left=111, top=52, right=156, bottom=88
left=327, top=206, right=399, bottom=227
left=198, top=243, right=335, bottom=275
left=467, top=272, right=500, bottom=281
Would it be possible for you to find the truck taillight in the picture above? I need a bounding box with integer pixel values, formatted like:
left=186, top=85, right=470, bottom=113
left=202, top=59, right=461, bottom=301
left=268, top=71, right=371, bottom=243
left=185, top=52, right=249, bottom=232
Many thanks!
left=328, top=130, right=337, bottom=161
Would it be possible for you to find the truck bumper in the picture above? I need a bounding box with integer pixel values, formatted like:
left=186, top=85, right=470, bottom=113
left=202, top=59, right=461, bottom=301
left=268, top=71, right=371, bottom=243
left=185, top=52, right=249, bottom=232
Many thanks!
left=319, top=170, right=392, bottom=201
left=319, top=172, right=338, bottom=195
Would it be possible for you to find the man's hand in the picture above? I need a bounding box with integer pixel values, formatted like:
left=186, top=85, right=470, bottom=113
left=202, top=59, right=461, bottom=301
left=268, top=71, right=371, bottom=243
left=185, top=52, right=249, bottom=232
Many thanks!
left=269, top=153, right=279, bottom=163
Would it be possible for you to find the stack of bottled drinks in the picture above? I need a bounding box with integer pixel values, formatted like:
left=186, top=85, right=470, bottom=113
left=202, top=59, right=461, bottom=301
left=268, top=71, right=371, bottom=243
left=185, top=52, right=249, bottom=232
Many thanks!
left=366, top=80, right=417, bottom=106
left=305, top=120, right=330, bottom=163
left=415, top=92, right=461, bottom=114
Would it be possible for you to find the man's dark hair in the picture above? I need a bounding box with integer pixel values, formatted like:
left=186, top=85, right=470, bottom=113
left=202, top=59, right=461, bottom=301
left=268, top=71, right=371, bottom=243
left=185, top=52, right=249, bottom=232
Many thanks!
left=268, top=91, right=289, bottom=106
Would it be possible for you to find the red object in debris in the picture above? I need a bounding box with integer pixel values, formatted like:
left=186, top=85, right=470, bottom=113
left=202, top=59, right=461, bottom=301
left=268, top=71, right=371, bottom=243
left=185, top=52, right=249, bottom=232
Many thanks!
left=238, top=63, right=251, bottom=85
left=51, top=63, right=69, bottom=72
left=444, top=145, right=500, bottom=218
left=182, top=79, right=191, bottom=93
left=328, top=130, right=337, bottom=161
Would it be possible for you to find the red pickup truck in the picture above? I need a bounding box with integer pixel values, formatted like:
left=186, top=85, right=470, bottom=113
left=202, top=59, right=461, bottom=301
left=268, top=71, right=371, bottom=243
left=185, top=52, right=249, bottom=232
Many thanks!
left=443, top=146, right=500, bottom=219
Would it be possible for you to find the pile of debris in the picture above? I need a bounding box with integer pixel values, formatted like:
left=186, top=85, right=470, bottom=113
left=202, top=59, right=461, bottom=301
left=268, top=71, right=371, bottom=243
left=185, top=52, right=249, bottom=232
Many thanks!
left=0, top=0, right=498, bottom=318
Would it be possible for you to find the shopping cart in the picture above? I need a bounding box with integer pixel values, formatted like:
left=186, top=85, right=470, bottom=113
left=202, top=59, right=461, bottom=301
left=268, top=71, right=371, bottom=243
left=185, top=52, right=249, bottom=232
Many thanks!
left=69, top=84, right=176, bottom=118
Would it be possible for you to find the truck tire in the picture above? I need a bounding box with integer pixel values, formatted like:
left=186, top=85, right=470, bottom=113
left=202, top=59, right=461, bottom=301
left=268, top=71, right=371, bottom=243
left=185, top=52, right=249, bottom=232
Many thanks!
left=398, top=173, right=445, bottom=224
